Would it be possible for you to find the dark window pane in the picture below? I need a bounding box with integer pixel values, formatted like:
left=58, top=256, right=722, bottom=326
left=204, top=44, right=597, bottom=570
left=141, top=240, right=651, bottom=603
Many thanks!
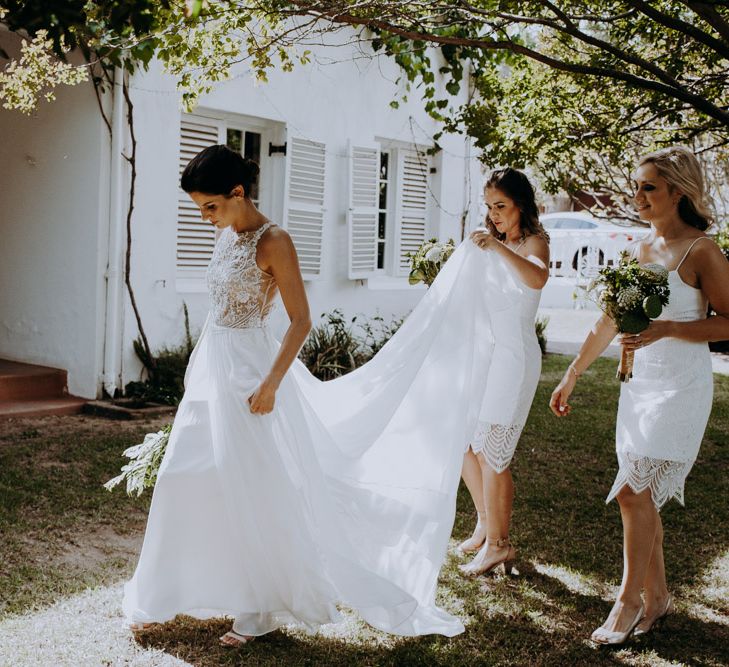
left=226, top=128, right=242, bottom=153
left=380, top=152, right=389, bottom=180
left=379, top=182, right=388, bottom=210
left=377, top=242, right=385, bottom=269
left=244, top=132, right=261, bottom=202
left=244, top=131, right=261, bottom=163
left=378, top=212, right=386, bottom=239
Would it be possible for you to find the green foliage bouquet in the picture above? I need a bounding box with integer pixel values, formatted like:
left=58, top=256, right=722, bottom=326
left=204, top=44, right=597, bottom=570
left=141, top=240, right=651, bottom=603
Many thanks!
left=408, top=238, right=456, bottom=286
left=590, top=253, right=670, bottom=382
left=104, top=425, right=171, bottom=497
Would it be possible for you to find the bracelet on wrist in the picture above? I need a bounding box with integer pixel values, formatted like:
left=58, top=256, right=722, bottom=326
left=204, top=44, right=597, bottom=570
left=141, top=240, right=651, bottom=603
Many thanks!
left=569, top=364, right=581, bottom=379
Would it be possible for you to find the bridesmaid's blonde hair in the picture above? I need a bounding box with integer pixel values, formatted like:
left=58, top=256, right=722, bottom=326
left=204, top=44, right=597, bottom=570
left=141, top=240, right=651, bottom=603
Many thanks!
left=638, top=146, right=714, bottom=231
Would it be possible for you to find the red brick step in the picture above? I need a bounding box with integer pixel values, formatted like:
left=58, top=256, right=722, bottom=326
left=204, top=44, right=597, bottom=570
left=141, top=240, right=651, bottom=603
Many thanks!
left=0, top=359, right=86, bottom=418
left=0, top=397, right=86, bottom=418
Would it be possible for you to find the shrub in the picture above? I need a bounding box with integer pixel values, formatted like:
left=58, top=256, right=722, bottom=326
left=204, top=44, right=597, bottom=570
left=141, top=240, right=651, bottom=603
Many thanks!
left=124, top=304, right=197, bottom=405
left=359, top=313, right=405, bottom=357
left=535, top=316, right=549, bottom=355
left=299, top=310, right=405, bottom=380
left=298, top=310, right=366, bottom=380
left=715, top=224, right=729, bottom=262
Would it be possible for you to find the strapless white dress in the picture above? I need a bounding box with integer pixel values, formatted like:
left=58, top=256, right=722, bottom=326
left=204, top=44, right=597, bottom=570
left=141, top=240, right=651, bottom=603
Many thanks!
left=469, top=274, right=542, bottom=472
left=123, top=224, right=534, bottom=637
left=607, top=239, right=714, bottom=509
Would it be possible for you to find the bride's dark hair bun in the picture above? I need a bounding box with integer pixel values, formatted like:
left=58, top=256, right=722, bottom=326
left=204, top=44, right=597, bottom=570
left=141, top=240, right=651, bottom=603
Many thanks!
left=181, top=144, right=259, bottom=197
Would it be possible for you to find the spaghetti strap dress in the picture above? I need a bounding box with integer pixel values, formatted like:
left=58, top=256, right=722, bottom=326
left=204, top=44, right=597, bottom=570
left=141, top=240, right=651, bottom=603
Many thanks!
left=607, top=237, right=714, bottom=510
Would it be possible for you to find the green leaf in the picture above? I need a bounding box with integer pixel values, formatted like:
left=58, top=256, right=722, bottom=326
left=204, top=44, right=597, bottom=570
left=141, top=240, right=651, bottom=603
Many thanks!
left=642, top=294, right=662, bottom=319
left=620, top=310, right=649, bottom=334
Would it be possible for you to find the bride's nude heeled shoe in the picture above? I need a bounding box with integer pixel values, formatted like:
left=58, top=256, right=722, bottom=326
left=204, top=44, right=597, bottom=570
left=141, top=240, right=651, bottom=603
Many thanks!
left=219, top=630, right=256, bottom=647
left=130, top=622, right=157, bottom=633
left=634, top=594, right=674, bottom=636
left=591, top=604, right=644, bottom=645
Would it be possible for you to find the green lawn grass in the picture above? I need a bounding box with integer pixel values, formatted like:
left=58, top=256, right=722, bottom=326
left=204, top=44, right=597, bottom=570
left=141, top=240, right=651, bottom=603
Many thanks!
left=1, top=355, right=727, bottom=666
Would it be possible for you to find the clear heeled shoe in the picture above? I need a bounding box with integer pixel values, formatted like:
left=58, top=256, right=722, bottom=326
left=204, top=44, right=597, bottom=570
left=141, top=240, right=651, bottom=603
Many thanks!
left=591, top=604, right=644, bottom=645
left=634, top=594, right=674, bottom=636
left=457, top=511, right=488, bottom=554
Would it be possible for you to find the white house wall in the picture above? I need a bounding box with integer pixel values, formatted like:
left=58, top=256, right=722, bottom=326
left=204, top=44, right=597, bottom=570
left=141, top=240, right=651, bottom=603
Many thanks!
left=0, top=33, right=108, bottom=398
left=121, top=37, right=482, bottom=389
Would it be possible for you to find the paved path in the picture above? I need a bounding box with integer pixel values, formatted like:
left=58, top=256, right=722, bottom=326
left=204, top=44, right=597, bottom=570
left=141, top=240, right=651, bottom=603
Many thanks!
left=539, top=307, right=729, bottom=375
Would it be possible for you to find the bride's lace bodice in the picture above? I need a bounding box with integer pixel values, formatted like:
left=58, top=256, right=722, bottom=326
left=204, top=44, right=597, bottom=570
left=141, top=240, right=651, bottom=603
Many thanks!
left=207, top=222, right=277, bottom=329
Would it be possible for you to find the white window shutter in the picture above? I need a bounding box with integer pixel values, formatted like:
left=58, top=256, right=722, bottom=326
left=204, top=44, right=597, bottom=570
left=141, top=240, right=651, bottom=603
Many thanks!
left=176, top=114, right=222, bottom=272
left=347, top=142, right=380, bottom=279
left=284, top=137, right=326, bottom=279
left=395, top=148, right=429, bottom=275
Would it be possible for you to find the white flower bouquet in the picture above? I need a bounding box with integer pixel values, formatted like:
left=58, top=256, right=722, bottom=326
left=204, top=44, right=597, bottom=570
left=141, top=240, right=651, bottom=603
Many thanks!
left=104, top=425, right=171, bottom=497
left=589, top=253, right=670, bottom=382
left=408, top=238, right=456, bottom=286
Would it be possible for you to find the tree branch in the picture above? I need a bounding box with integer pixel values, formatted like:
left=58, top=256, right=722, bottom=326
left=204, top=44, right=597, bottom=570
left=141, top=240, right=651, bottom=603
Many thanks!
left=625, top=0, right=729, bottom=60
left=680, top=1, right=729, bottom=45
left=121, top=72, right=154, bottom=370
left=288, top=3, right=729, bottom=127
left=492, top=1, right=686, bottom=92
left=91, top=63, right=112, bottom=136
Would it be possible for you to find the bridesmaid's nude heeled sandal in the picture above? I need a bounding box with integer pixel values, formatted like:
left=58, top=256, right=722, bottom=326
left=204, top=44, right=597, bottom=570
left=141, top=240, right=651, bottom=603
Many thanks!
left=219, top=630, right=255, bottom=647
left=460, top=537, right=516, bottom=576
left=634, top=594, right=674, bottom=636
left=591, top=604, right=644, bottom=645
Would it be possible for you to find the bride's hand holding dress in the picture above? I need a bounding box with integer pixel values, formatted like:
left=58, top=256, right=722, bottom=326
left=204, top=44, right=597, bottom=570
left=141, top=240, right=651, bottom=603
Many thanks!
left=246, top=228, right=311, bottom=417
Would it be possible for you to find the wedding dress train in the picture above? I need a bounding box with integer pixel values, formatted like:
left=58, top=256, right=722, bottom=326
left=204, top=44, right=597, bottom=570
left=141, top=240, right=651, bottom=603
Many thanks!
left=123, top=224, right=529, bottom=637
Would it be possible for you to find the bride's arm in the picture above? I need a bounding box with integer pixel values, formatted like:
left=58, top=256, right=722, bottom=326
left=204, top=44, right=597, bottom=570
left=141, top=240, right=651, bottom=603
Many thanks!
left=249, top=228, right=312, bottom=414
left=549, top=314, right=618, bottom=417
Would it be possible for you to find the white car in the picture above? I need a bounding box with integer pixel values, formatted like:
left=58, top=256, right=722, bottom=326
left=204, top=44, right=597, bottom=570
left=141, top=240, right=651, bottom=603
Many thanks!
left=540, top=212, right=647, bottom=277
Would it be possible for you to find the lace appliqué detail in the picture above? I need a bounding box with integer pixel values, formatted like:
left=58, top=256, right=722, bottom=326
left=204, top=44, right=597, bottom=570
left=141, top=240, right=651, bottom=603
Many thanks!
left=606, top=451, right=694, bottom=511
left=470, top=422, right=524, bottom=473
left=207, top=224, right=276, bottom=329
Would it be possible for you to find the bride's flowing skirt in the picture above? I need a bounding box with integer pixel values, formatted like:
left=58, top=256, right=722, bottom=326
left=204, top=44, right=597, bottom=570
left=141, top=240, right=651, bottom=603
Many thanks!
left=123, top=241, right=526, bottom=637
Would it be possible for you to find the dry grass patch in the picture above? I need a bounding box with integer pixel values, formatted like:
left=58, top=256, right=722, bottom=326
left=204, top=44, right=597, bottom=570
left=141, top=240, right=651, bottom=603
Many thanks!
left=0, top=357, right=727, bottom=666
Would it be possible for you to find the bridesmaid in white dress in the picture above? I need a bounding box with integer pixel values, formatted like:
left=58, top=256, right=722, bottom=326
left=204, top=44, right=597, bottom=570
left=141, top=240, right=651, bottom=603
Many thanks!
left=550, top=146, right=729, bottom=645
left=457, top=169, right=550, bottom=576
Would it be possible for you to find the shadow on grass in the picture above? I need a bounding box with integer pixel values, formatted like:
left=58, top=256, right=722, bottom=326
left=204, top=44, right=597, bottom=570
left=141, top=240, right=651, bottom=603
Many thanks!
left=132, top=552, right=729, bottom=667
left=132, top=612, right=627, bottom=667
left=452, top=356, right=729, bottom=591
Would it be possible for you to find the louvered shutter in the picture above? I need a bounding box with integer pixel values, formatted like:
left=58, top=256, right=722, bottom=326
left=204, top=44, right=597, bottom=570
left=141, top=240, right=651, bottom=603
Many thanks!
left=347, top=143, right=380, bottom=279
left=176, top=115, right=221, bottom=273
left=395, top=148, right=429, bottom=275
left=284, top=137, right=326, bottom=279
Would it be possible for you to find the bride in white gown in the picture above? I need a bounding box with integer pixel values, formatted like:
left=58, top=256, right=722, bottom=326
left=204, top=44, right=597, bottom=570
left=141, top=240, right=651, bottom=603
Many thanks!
left=123, top=145, right=534, bottom=646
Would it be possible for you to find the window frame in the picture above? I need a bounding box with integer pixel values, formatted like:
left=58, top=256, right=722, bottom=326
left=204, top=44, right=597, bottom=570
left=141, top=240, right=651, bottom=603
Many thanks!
left=373, top=138, right=432, bottom=281
left=175, top=110, right=279, bottom=292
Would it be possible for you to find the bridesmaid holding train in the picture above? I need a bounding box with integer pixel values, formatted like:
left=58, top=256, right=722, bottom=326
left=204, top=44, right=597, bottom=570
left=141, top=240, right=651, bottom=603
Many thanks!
left=459, top=168, right=550, bottom=576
